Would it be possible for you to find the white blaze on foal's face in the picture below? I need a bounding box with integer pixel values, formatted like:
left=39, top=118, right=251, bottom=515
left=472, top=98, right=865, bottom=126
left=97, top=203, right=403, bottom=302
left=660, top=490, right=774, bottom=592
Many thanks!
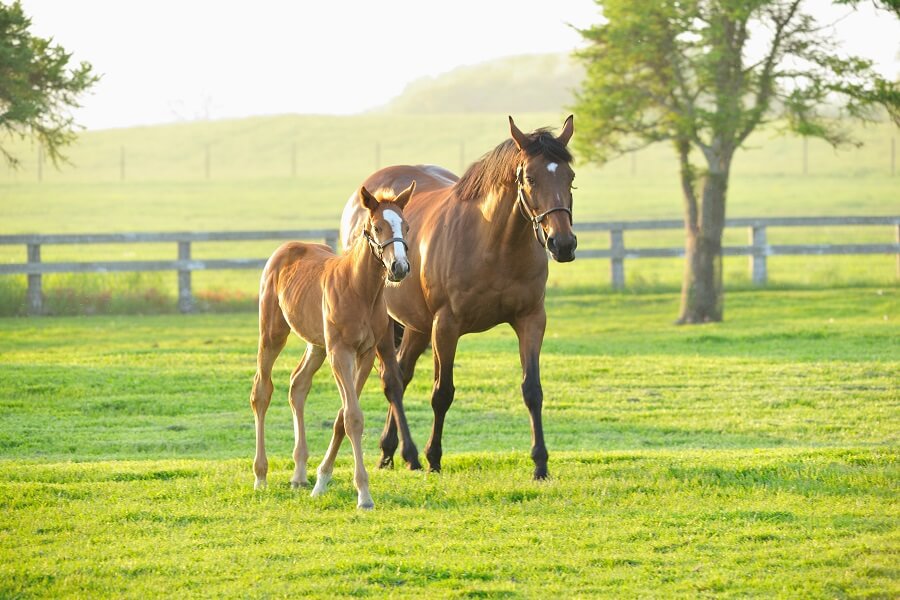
left=547, top=162, right=559, bottom=174
left=381, top=208, right=408, bottom=265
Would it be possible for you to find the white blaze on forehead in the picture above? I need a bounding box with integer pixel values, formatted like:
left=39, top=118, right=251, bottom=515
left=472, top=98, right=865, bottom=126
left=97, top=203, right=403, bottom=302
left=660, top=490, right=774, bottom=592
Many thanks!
left=547, top=162, right=559, bottom=174
left=381, top=209, right=407, bottom=263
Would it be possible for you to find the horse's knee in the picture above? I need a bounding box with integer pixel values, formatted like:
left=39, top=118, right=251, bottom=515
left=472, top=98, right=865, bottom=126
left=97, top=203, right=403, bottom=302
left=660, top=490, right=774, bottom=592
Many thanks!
left=343, top=407, right=364, bottom=437
left=521, top=377, right=542, bottom=410
left=381, top=371, right=403, bottom=403
left=250, top=375, right=274, bottom=413
left=431, top=381, right=455, bottom=414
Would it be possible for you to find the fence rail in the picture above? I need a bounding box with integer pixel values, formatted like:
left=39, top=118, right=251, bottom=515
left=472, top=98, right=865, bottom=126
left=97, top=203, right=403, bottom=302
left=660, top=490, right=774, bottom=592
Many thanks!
left=1, top=216, right=898, bottom=315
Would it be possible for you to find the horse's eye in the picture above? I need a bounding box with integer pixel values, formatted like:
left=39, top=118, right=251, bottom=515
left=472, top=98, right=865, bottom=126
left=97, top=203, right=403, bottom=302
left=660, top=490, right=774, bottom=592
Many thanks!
left=526, top=176, right=535, bottom=185
left=374, top=226, right=381, bottom=234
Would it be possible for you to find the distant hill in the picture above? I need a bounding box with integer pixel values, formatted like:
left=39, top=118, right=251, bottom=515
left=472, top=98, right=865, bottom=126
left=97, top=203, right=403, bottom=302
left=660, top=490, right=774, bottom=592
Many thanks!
left=376, top=53, right=584, bottom=114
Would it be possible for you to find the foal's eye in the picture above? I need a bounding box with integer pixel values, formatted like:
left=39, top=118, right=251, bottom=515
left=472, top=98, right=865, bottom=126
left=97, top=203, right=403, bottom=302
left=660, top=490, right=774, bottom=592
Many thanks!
left=526, top=176, right=535, bottom=185
left=374, top=226, right=381, bottom=234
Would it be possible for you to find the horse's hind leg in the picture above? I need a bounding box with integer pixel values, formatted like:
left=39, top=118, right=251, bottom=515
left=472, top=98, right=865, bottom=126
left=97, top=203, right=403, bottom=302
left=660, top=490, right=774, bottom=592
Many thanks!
left=376, top=323, right=428, bottom=470
left=289, top=343, right=326, bottom=489
left=250, top=296, right=290, bottom=490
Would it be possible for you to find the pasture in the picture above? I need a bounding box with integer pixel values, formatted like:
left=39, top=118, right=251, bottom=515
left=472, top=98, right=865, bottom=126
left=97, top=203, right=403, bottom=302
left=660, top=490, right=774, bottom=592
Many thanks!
left=1, top=284, right=898, bottom=597
left=0, top=113, right=898, bottom=597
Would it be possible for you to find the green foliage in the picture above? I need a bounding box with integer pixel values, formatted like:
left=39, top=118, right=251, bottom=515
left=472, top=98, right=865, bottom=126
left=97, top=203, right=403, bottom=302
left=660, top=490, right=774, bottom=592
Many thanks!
left=572, top=0, right=897, bottom=163
left=0, top=1, right=98, bottom=167
left=0, top=286, right=897, bottom=596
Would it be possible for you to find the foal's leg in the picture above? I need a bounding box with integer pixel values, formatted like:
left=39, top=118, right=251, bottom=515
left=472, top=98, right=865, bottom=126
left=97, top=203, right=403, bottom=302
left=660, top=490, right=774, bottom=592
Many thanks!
left=376, top=324, right=427, bottom=470
left=424, top=312, right=460, bottom=473
left=512, top=308, right=549, bottom=480
left=288, top=343, right=326, bottom=488
left=330, top=346, right=375, bottom=509
left=250, top=303, right=291, bottom=490
left=311, top=407, right=345, bottom=498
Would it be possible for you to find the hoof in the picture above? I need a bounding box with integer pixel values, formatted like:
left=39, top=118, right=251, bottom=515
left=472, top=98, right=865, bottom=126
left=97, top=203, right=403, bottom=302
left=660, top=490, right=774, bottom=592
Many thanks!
left=378, top=455, right=394, bottom=469
left=254, top=478, right=267, bottom=490
left=407, top=458, right=423, bottom=471
left=290, top=480, right=309, bottom=490
left=357, top=494, right=375, bottom=510
left=311, top=473, right=332, bottom=498
left=533, top=467, right=549, bottom=481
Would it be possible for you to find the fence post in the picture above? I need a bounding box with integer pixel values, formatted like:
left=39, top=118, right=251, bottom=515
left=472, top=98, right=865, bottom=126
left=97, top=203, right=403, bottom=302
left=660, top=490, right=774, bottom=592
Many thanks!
left=26, top=243, right=43, bottom=316
left=178, top=241, right=193, bottom=313
left=750, top=225, right=768, bottom=285
left=610, top=229, right=625, bottom=290
left=325, top=232, right=338, bottom=252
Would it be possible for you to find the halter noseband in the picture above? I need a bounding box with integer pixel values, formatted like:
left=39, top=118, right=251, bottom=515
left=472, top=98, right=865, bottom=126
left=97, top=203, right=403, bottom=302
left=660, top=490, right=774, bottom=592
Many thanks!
left=515, top=164, right=573, bottom=249
left=362, top=228, right=408, bottom=264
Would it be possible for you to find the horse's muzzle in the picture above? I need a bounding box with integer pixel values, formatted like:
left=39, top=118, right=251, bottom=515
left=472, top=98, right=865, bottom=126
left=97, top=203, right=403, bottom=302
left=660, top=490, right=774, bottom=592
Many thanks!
left=388, top=259, right=410, bottom=282
left=547, top=233, right=577, bottom=263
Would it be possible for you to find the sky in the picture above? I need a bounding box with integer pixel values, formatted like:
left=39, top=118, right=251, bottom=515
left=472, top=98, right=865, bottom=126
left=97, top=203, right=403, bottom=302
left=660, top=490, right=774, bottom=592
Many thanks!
left=17, top=0, right=900, bottom=131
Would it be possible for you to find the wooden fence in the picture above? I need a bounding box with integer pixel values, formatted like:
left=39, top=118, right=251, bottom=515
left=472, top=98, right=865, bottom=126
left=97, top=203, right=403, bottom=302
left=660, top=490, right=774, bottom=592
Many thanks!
left=1, top=216, right=897, bottom=316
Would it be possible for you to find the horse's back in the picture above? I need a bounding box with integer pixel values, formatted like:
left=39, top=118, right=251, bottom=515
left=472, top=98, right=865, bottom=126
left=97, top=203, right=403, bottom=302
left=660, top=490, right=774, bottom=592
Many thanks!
left=261, top=241, right=334, bottom=346
left=340, top=165, right=456, bottom=249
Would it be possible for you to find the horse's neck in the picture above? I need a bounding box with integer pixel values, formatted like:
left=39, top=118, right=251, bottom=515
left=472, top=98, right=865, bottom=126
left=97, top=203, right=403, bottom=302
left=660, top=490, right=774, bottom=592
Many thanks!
left=336, top=237, right=385, bottom=303
left=476, top=184, right=541, bottom=258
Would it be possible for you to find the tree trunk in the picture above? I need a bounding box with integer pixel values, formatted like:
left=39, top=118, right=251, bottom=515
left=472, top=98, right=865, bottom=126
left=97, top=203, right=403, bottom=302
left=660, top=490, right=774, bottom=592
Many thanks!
left=678, top=157, right=729, bottom=324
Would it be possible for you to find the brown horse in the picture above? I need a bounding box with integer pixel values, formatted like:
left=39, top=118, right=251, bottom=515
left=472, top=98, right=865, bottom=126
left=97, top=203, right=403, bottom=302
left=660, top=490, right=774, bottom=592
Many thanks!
left=339, top=116, right=576, bottom=479
left=250, top=182, right=417, bottom=509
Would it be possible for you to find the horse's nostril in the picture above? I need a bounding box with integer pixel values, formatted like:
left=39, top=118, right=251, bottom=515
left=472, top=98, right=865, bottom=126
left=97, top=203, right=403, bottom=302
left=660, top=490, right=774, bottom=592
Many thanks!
left=547, top=236, right=558, bottom=252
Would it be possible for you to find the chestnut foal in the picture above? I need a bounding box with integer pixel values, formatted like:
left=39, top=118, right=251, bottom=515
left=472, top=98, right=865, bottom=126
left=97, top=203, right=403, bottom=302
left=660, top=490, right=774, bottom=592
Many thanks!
left=250, top=182, right=415, bottom=509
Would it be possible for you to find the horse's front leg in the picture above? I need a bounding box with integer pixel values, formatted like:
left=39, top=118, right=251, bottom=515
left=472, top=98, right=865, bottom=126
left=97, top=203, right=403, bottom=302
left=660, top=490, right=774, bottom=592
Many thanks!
left=376, top=323, right=428, bottom=470
left=425, top=312, right=460, bottom=473
left=327, top=345, right=375, bottom=509
left=512, top=308, right=549, bottom=480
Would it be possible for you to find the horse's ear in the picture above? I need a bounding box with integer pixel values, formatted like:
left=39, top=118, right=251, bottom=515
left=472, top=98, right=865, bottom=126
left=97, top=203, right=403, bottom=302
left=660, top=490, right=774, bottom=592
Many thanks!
left=557, top=114, right=574, bottom=146
left=509, top=116, right=529, bottom=150
left=359, top=186, right=379, bottom=212
left=394, top=180, right=416, bottom=210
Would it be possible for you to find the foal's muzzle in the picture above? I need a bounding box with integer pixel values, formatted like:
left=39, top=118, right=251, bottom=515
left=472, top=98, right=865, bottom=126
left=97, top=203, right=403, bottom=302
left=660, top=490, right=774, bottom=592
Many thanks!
left=388, top=259, right=410, bottom=282
left=547, top=233, right=577, bottom=263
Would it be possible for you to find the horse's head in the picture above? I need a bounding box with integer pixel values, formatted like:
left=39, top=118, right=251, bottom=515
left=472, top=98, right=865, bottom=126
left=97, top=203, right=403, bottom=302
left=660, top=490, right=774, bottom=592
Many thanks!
left=358, top=181, right=415, bottom=283
left=509, top=115, right=577, bottom=262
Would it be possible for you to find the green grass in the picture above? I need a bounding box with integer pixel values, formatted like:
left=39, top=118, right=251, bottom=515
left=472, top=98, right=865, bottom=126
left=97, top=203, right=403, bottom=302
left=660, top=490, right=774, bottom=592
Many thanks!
left=0, top=286, right=897, bottom=597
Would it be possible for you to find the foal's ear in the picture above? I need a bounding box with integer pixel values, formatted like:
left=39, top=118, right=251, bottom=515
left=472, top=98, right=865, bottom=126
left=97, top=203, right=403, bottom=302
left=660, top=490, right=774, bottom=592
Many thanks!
left=394, top=180, right=416, bottom=210
left=509, top=116, right=529, bottom=151
left=557, top=114, right=574, bottom=146
left=359, top=186, right=379, bottom=212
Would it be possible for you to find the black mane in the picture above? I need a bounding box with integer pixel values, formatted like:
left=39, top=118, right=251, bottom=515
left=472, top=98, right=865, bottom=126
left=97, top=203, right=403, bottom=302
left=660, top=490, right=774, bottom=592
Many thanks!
left=453, top=128, right=572, bottom=203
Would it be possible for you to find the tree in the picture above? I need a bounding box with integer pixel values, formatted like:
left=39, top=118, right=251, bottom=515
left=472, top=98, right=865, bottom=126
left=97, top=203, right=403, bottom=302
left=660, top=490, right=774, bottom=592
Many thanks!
left=0, top=1, right=98, bottom=167
left=573, top=0, right=899, bottom=323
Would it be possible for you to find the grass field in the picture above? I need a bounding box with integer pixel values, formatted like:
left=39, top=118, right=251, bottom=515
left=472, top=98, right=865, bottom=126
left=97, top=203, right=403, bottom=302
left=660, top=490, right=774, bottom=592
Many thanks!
left=1, top=285, right=897, bottom=597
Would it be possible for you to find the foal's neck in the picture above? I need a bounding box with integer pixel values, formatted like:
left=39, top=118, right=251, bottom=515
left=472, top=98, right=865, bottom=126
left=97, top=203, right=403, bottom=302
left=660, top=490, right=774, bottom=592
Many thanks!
left=339, top=235, right=387, bottom=303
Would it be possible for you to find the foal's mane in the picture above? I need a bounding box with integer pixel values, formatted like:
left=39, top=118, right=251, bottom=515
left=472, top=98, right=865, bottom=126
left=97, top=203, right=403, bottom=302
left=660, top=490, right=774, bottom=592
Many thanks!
left=453, top=128, right=572, bottom=203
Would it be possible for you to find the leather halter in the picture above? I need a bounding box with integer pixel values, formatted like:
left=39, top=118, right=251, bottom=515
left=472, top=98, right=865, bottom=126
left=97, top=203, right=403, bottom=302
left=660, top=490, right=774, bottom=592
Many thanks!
left=362, top=228, right=408, bottom=264
left=515, top=164, right=573, bottom=248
